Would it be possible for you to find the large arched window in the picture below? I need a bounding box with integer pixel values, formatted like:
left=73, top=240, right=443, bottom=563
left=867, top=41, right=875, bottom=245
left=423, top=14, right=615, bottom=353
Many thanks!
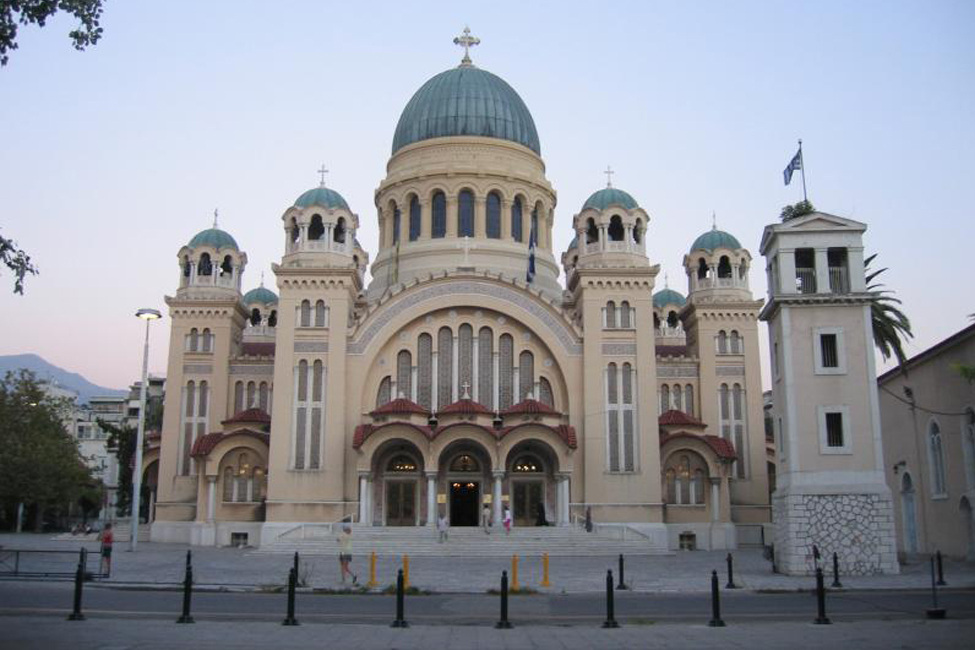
left=259, top=382, right=269, bottom=412
left=246, top=381, right=256, bottom=408
left=511, top=197, right=523, bottom=243
left=417, top=334, right=432, bottom=410
left=233, top=381, right=244, bottom=414
left=458, top=190, right=474, bottom=237
left=606, top=301, right=617, bottom=329
left=299, top=300, right=311, bottom=327
left=437, top=327, right=453, bottom=407
left=458, top=324, right=473, bottom=397
left=684, top=384, right=694, bottom=416
left=729, top=330, right=742, bottom=354
left=519, top=350, right=534, bottom=400
left=717, top=330, right=728, bottom=354
left=660, top=384, right=670, bottom=414
left=486, top=192, right=501, bottom=239
left=538, top=377, right=554, bottom=408
left=620, top=301, right=631, bottom=328
left=499, top=334, right=514, bottom=409
left=315, top=300, right=327, bottom=327
left=732, top=383, right=746, bottom=478
left=377, top=376, right=391, bottom=407
left=409, top=196, right=421, bottom=241
left=397, top=350, right=412, bottom=401
left=432, top=191, right=446, bottom=238
left=929, top=421, right=947, bottom=496
left=477, top=327, right=493, bottom=408
left=188, top=328, right=199, bottom=352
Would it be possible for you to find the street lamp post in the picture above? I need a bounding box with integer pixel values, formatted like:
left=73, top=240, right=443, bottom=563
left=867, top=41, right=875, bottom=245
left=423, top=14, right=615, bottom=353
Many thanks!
left=131, top=308, right=162, bottom=551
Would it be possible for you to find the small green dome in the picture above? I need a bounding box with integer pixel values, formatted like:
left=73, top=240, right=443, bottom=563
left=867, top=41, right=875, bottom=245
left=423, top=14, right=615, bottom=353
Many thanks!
left=653, top=288, right=686, bottom=308
left=393, top=66, right=540, bottom=155
left=295, top=186, right=350, bottom=211
left=567, top=234, right=578, bottom=250
left=188, top=228, right=238, bottom=251
left=690, top=227, right=742, bottom=253
left=243, top=286, right=278, bottom=305
left=583, top=187, right=638, bottom=212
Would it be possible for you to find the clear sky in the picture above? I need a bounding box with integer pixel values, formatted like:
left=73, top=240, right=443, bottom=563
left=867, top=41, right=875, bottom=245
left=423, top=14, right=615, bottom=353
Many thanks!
left=1, top=0, right=972, bottom=390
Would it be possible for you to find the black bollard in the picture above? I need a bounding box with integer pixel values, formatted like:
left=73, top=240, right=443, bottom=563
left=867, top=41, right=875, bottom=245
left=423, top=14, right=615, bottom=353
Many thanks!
left=813, top=568, right=831, bottom=625
left=708, top=570, right=726, bottom=627
left=831, top=552, right=842, bottom=589
left=602, top=569, right=620, bottom=628
left=67, top=548, right=86, bottom=621
left=926, top=556, right=946, bottom=619
left=176, top=550, right=195, bottom=624
left=496, top=570, right=513, bottom=629
left=725, top=553, right=738, bottom=589
left=391, top=568, right=409, bottom=628
left=936, top=550, right=947, bottom=586
left=294, top=551, right=300, bottom=585
left=282, top=567, right=299, bottom=625
left=617, top=554, right=627, bottom=590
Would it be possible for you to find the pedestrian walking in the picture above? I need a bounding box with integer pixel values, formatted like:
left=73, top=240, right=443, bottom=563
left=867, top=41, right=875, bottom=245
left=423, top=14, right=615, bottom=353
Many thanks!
left=98, top=523, right=114, bottom=576
left=503, top=506, right=512, bottom=536
left=437, top=512, right=449, bottom=543
left=336, top=524, right=356, bottom=584
left=481, top=504, right=491, bottom=534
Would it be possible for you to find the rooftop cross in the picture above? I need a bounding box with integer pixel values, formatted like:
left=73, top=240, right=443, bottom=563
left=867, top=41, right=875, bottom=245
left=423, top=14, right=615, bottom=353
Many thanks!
left=461, top=381, right=472, bottom=400
left=604, top=165, right=615, bottom=188
left=664, top=272, right=669, bottom=289
left=213, top=208, right=219, bottom=228
left=457, top=235, right=476, bottom=265
left=260, top=271, right=265, bottom=287
left=712, top=211, right=717, bottom=230
left=453, top=26, right=480, bottom=66
left=317, top=164, right=329, bottom=187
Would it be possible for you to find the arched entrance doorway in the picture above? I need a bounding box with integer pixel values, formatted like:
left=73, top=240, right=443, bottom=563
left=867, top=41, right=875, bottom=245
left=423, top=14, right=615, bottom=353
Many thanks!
left=505, top=440, right=560, bottom=527
left=901, top=473, right=919, bottom=554
left=372, top=440, right=425, bottom=527
left=439, top=441, right=493, bottom=527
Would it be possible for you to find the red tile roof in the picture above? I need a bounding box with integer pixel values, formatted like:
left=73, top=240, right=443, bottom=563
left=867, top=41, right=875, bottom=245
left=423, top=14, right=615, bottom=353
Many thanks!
left=438, top=399, right=493, bottom=416
left=502, top=399, right=559, bottom=416
left=240, top=342, right=275, bottom=357
left=190, top=429, right=270, bottom=457
left=223, top=408, right=271, bottom=425
left=498, top=422, right=578, bottom=449
left=659, top=431, right=736, bottom=461
left=370, top=398, right=430, bottom=417
left=658, top=409, right=706, bottom=427
left=352, top=422, right=435, bottom=449
left=656, top=345, right=688, bottom=357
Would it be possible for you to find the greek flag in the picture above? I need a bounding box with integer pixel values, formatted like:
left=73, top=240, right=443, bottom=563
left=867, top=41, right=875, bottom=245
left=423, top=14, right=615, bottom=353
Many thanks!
left=783, top=148, right=802, bottom=185
left=526, top=219, right=536, bottom=283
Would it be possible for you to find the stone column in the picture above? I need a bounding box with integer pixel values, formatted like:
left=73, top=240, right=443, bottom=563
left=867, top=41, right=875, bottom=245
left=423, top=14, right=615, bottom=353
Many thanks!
left=556, top=475, right=570, bottom=526
left=599, top=225, right=607, bottom=251
left=359, top=473, right=369, bottom=524
left=710, top=478, right=721, bottom=523
left=814, top=247, right=830, bottom=293
left=148, top=489, right=156, bottom=524
left=446, top=196, right=458, bottom=238
left=420, top=199, right=432, bottom=239
left=500, top=199, right=511, bottom=239
left=399, top=206, right=409, bottom=246
left=426, top=472, right=438, bottom=525
left=492, top=471, right=504, bottom=524
left=474, top=196, right=487, bottom=239
left=206, top=476, right=217, bottom=522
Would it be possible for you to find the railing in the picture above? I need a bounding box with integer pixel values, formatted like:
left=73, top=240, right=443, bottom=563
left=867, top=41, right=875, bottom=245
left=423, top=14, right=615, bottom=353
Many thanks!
left=0, top=548, right=107, bottom=580
left=828, top=266, right=849, bottom=293
left=276, top=514, right=357, bottom=542
left=795, top=267, right=817, bottom=294
left=695, top=276, right=746, bottom=290
left=568, top=513, right=651, bottom=542
left=656, top=326, right=684, bottom=338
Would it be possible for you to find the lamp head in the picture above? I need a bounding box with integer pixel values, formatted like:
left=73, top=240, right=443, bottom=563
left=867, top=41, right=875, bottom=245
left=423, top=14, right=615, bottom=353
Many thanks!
left=136, top=308, right=162, bottom=321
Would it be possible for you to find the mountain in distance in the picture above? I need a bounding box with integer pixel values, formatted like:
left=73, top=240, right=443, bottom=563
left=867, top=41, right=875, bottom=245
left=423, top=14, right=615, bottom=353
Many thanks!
left=0, top=353, right=127, bottom=404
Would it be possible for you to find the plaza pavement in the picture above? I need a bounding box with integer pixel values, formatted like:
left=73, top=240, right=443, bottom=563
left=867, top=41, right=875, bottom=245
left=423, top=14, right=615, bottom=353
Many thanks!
left=2, top=532, right=974, bottom=594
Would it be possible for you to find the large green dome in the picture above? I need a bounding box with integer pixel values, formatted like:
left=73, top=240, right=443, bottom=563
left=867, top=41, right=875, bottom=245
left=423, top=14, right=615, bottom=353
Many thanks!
left=392, top=66, right=540, bottom=155
left=653, top=288, right=686, bottom=308
left=583, top=187, right=639, bottom=212
left=295, top=186, right=350, bottom=211
left=243, top=286, right=278, bottom=305
left=188, top=228, right=238, bottom=251
left=690, top=227, right=742, bottom=253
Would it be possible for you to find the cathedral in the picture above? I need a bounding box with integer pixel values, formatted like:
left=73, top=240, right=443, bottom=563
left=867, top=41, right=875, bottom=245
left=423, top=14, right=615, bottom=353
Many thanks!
left=149, top=33, right=771, bottom=550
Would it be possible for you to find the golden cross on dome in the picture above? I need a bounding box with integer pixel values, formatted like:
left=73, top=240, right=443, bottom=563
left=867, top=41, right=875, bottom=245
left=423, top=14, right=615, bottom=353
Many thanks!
left=604, top=165, right=615, bottom=188
left=317, top=164, right=329, bottom=187
left=454, top=26, right=480, bottom=66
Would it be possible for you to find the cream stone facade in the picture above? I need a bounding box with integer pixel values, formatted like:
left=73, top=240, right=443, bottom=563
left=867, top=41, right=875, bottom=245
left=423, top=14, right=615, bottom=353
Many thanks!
left=760, top=212, right=898, bottom=575
left=150, top=43, right=770, bottom=550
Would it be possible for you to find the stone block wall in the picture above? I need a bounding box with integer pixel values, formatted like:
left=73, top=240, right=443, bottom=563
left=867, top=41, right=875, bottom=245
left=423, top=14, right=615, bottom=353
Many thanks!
left=772, top=492, right=899, bottom=575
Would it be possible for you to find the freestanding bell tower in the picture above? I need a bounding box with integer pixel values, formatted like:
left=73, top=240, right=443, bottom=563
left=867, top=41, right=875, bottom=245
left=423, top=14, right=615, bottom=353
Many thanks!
left=759, top=211, right=898, bottom=575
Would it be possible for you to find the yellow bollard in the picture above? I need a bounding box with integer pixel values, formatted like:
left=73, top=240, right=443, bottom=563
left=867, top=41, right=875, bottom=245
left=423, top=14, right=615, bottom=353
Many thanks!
left=540, top=553, right=551, bottom=587
left=366, top=551, right=378, bottom=588
left=403, top=554, right=410, bottom=589
left=511, top=554, right=520, bottom=592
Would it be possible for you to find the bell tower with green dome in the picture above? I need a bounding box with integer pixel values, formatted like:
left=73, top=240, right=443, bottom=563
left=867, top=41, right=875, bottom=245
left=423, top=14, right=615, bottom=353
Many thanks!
left=369, top=29, right=560, bottom=300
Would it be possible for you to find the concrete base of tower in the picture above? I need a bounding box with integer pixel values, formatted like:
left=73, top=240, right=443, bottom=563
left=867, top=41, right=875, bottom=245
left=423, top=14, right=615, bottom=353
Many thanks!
left=772, top=486, right=899, bottom=576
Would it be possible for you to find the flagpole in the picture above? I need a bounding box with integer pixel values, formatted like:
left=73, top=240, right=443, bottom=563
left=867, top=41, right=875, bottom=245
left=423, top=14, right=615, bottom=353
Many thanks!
left=798, top=138, right=808, bottom=203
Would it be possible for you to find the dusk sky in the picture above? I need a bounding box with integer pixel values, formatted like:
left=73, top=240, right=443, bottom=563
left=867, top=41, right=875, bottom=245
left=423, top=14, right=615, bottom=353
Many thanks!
left=1, top=1, right=972, bottom=391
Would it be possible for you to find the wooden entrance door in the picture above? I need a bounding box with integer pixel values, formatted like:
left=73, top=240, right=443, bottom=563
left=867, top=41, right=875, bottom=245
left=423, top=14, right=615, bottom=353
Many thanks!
left=386, top=480, right=416, bottom=526
left=512, top=480, right=543, bottom=526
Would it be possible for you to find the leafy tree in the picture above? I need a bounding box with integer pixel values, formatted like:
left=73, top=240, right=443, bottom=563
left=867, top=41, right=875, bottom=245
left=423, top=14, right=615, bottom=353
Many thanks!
left=0, top=230, right=38, bottom=294
left=101, top=418, right=135, bottom=517
left=1, top=0, right=104, bottom=65
left=865, top=253, right=913, bottom=367
left=779, top=200, right=816, bottom=221
left=0, top=369, right=97, bottom=530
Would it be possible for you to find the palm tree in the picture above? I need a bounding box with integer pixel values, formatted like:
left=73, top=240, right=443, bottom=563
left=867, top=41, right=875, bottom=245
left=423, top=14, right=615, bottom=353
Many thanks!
left=865, top=253, right=913, bottom=367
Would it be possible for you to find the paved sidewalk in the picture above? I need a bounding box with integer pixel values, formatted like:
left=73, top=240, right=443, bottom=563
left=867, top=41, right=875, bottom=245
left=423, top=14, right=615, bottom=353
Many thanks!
left=1, top=615, right=973, bottom=649
left=3, top=533, right=973, bottom=594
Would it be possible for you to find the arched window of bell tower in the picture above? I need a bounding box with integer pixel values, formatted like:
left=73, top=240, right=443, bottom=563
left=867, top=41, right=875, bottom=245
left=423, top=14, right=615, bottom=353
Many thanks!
left=458, top=189, right=474, bottom=237
left=697, top=258, right=708, bottom=279
left=531, top=205, right=540, bottom=244
left=183, top=256, right=192, bottom=278
left=308, top=214, right=325, bottom=241
left=511, top=197, right=523, bottom=243
left=432, top=191, right=447, bottom=238
left=333, top=218, right=347, bottom=244
left=250, top=308, right=262, bottom=327
left=409, top=195, right=421, bottom=241
left=718, top=256, right=732, bottom=278
left=586, top=218, right=598, bottom=244
left=198, top=253, right=213, bottom=276
left=608, top=215, right=624, bottom=242
left=667, top=311, right=679, bottom=329
left=634, top=219, right=642, bottom=244
left=486, top=192, right=501, bottom=239
left=220, top=255, right=233, bottom=277
left=268, top=310, right=277, bottom=327
left=391, top=205, right=401, bottom=245
left=289, top=218, right=300, bottom=244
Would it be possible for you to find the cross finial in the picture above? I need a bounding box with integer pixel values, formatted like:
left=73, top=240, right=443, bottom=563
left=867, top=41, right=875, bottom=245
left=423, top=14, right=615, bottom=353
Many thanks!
left=604, top=165, right=615, bottom=188
left=317, top=164, right=328, bottom=187
left=664, top=272, right=669, bottom=289
left=461, top=381, right=471, bottom=400
left=711, top=211, right=717, bottom=230
left=453, top=26, right=480, bottom=66
left=213, top=208, right=219, bottom=228
left=260, top=271, right=265, bottom=287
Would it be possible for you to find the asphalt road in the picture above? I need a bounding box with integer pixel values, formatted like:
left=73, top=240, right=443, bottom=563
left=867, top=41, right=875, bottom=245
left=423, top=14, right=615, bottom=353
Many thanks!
left=1, top=581, right=973, bottom=625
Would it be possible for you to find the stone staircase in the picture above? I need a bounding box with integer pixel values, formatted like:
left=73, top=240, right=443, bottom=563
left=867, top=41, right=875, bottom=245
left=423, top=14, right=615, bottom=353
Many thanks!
left=109, top=523, right=151, bottom=543
left=258, top=524, right=670, bottom=557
